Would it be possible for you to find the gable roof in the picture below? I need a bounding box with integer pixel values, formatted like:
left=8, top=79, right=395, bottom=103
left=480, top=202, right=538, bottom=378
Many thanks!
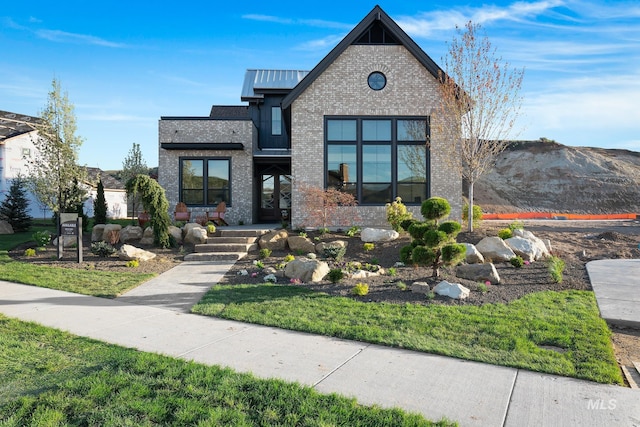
left=0, top=110, right=41, bottom=143
left=241, top=69, right=309, bottom=101
left=281, top=5, right=444, bottom=109
left=85, top=167, right=125, bottom=190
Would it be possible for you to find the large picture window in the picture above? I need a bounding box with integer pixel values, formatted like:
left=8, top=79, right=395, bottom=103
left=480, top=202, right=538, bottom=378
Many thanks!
left=180, top=158, right=230, bottom=206
left=325, top=117, right=429, bottom=205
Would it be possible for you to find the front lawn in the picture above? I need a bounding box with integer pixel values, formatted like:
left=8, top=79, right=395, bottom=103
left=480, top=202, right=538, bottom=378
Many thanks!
left=192, top=284, right=622, bottom=385
left=0, top=315, right=451, bottom=426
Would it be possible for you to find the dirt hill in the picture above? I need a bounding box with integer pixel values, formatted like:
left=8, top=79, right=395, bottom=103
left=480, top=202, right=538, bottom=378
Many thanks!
left=473, top=140, right=640, bottom=214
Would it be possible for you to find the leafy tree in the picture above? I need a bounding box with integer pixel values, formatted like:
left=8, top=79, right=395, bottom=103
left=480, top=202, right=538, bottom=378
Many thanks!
left=121, top=142, right=148, bottom=219
left=28, top=78, right=87, bottom=216
left=297, top=184, right=360, bottom=229
left=436, top=21, right=524, bottom=231
left=0, top=175, right=32, bottom=232
left=401, top=197, right=466, bottom=277
left=93, top=178, right=108, bottom=224
left=125, top=174, right=172, bottom=248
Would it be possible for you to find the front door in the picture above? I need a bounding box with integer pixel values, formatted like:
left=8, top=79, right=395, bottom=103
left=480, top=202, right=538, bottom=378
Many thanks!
left=259, top=174, right=291, bottom=223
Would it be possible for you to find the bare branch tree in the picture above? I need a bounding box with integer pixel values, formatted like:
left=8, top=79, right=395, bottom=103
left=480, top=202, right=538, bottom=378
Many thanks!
left=436, top=21, right=524, bottom=231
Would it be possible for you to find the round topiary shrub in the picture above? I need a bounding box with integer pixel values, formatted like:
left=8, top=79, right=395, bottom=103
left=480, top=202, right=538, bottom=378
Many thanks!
left=498, top=228, right=513, bottom=239
left=400, top=245, right=414, bottom=264
left=424, top=230, right=447, bottom=247
left=411, top=245, right=436, bottom=266
left=421, top=197, right=451, bottom=222
left=408, top=222, right=430, bottom=241
left=510, top=256, right=524, bottom=268
left=400, top=218, right=417, bottom=232
left=441, top=243, right=467, bottom=264
left=438, top=221, right=462, bottom=236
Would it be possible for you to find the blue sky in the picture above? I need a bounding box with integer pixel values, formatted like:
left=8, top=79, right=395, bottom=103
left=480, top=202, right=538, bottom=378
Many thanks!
left=1, top=1, right=638, bottom=170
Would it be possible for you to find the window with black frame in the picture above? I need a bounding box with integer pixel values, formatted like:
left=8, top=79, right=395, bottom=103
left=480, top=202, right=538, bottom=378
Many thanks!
left=180, top=158, right=230, bottom=206
left=325, top=117, right=429, bottom=205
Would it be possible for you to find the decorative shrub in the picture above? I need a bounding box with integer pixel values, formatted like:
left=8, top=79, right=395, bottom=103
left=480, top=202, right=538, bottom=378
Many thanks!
left=510, top=256, right=525, bottom=268
left=401, top=197, right=466, bottom=277
left=345, top=226, right=361, bottom=237
left=259, top=248, right=272, bottom=259
left=462, top=203, right=483, bottom=228
left=317, top=227, right=330, bottom=235
left=363, top=243, right=375, bottom=252
left=508, top=220, right=525, bottom=231
left=498, top=228, right=513, bottom=240
left=396, top=281, right=407, bottom=291
left=323, top=246, right=346, bottom=261
left=24, top=248, right=36, bottom=257
left=477, top=283, right=488, bottom=293
left=351, top=283, right=369, bottom=296
left=327, top=268, right=345, bottom=283
left=548, top=256, right=565, bottom=283
left=207, top=224, right=216, bottom=234
left=32, top=230, right=52, bottom=247
left=385, top=197, right=413, bottom=232
left=126, top=260, right=139, bottom=268
left=90, top=241, right=116, bottom=257
left=400, top=218, right=417, bottom=232
left=264, top=274, right=277, bottom=283
left=125, top=175, right=172, bottom=248
left=387, top=267, right=397, bottom=276
left=254, top=260, right=265, bottom=269
left=283, top=254, right=295, bottom=263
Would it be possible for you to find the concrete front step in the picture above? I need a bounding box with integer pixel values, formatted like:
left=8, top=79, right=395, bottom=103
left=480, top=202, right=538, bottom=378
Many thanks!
left=209, top=236, right=258, bottom=244
left=184, top=252, right=247, bottom=262
left=217, top=229, right=270, bottom=238
left=194, top=243, right=258, bottom=253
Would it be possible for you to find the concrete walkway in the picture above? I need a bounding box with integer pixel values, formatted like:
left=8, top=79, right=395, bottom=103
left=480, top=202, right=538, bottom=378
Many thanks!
left=1, top=259, right=640, bottom=426
left=587, top=259, right=640, bottom=329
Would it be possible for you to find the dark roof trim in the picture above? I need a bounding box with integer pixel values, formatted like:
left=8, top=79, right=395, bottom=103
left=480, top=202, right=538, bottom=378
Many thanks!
left=161, top=142, right=244, bottom=151
left=282, top=5, right=444, bottom=109
left=160, top=116, right=250, bottom=121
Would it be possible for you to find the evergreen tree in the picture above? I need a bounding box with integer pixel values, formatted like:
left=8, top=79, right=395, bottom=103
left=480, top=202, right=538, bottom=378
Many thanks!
left=93, top=178, right=108, bottom=224
left=122, top=142, right=148, bottom=219
left=0, top=176, right=32, bottom=232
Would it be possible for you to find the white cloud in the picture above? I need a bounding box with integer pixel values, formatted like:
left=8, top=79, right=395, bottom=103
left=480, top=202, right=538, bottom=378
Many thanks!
left=295, top=34, right=345, bottom=52
left=35, top=29, right=126, bottom=48
left=242, top=14, right=352, bottom=30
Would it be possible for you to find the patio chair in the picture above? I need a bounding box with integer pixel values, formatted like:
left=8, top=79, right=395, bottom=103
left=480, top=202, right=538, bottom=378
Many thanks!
left=208, top=201, right=228, bottom=226
left=174, top=202, right=190, bottom=222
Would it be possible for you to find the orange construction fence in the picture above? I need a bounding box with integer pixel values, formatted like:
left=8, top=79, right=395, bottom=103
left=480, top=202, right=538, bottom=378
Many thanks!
left=481, top=212, right=638, bottom=221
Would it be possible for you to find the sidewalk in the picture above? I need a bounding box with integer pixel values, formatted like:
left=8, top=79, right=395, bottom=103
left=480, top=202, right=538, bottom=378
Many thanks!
left=1, top=260, right=639, bottom=426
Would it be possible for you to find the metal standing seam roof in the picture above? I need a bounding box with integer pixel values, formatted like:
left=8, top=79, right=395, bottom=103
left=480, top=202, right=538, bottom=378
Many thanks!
left=241, top=69, right=309, bottom=101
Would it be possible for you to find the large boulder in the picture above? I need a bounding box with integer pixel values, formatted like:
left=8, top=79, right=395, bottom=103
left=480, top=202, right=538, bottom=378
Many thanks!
left=91, top=224, right=106, bottom=242
left=139, top=227, right=154, bottom=246
left=361, top=228, right=399, bottom=242
left=505, top=236, right=537, bottom=262
left=433, top=280, right=470, bottom=300
left=101, top=224, right=122, bottom=244
left=411, top=282, right=431, bottom=294
left=183, top=223, right=203, bottom=235
left=53, top=235, right=76, bottom=248
left=284, top=258, right=330, bottom=283
left=0, top=220, right=13, bottom=234
left=287, top=235, right=316, bottom=253
left=184, top=227, right=208, bottom=245
left=168, top=225, right=183, bottom=244
left=118, top=244, right=156, bottom=262
left=259, top=229, right=289, bottom=251
left=316, top=240, right=348, bottom=254
left=475, top=237, right=516, bottom=262
left=120, top=225, right=143, bottom=243
left=456, top=263, right=501, bottom=285
left=512, top=229, right=550, bottom=260
left=462, top=243, right=485, bottom=264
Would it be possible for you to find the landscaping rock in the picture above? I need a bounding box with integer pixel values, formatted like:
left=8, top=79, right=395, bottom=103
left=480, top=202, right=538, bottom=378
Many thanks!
left=463, top=243, right=484, bottom=264
left=183, top=223, right=203, bottom=235
left=433, top=280, right=470, bottom=300
left=475, top=237, right=516, bottom=262
left=512, top=229, right=551, bottom=260
left=0, top=220, right=14, bottom=234
left=287, top=235, right=316, bottom=253
left=411, top=281, right=431, bottom=294
left=91, top=224, right=106, bottom=242
left=118, top=244, right=157, bottom=262
left=259, top=229, right=289, bottom=251
left=316, top=240, right=348, bottom=254
left=139, top=227, right=154, bottom=246
left=101, top=224, right=122, bottom=244
left=456, top=263, right=501, bottom=285
left=120, top=225, right=143, bottom=243
left=284, top=258, right=330, bottom=283
left=505, top=236, right=537, bottom=262
left=184, top=227, right=208, bottom=245
left=53, top=235, right=76, bottom=248
left=351, top=268, right=384, bottom=279
left=360, top=228, right=399, bottom=242
left=168, top=225, right=183, bottom=244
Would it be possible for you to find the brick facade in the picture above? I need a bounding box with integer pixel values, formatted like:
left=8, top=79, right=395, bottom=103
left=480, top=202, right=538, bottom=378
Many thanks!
left=290, top=45, right=462, bottom=228
left=158, top=118, right=255, bottom=224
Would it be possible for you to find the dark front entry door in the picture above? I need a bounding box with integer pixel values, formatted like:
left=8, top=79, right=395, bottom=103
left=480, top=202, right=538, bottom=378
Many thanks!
left=259, top=174, right=291, bottom=223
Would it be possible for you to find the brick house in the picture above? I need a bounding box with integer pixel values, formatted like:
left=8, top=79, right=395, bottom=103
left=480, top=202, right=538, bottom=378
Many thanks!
left=158, top=5, right=461, bottom=228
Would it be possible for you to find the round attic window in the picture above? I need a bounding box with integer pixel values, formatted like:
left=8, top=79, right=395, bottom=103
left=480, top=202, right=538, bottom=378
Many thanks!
left=367, top=72, right=386, bottom=91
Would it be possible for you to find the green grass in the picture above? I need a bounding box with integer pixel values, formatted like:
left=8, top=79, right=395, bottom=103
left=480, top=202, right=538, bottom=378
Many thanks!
left=0, top=229, right=155, bottom=298
left=192, top=285, right=622, bottom=385
left=0, top=315, right=452, bottom=426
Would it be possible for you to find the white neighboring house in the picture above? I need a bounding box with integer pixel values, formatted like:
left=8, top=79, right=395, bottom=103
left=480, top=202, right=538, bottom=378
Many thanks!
left=0, top=110, right=43, bottom=219
left=0, top=110, right=128, bottom=220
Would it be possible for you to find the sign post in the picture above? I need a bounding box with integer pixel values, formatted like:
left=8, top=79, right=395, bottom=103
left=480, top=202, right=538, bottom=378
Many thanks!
left=59, top=213, right=82, bottom=263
